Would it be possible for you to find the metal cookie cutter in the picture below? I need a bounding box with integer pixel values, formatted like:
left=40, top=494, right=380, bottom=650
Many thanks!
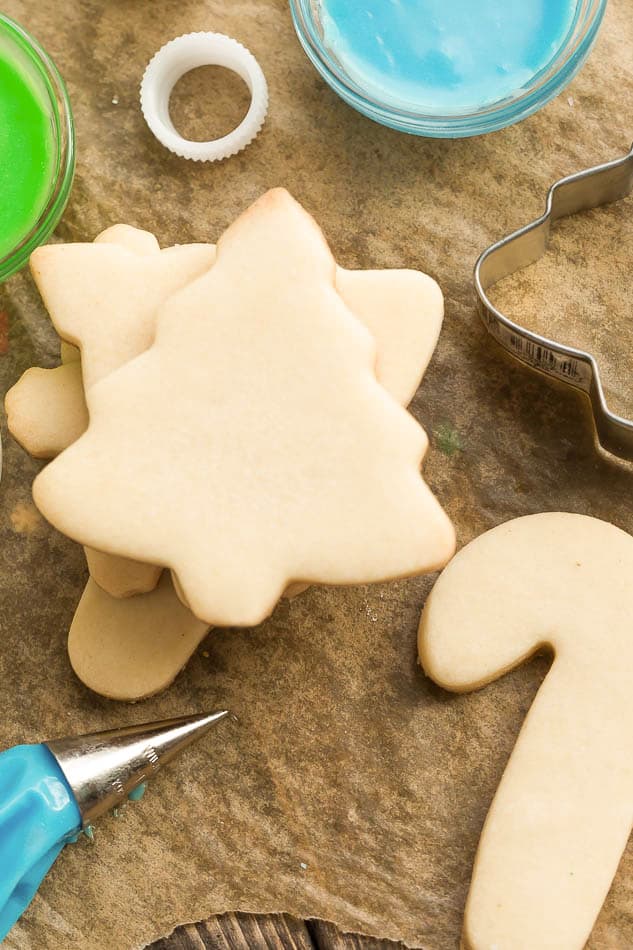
left=475, top=144, right=633, bottom=461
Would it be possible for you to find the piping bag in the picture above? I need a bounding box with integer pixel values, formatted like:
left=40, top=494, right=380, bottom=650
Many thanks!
left=0, top=710, right=228, bottom=939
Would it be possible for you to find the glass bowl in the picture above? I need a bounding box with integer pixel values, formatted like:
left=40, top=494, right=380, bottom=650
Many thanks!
left=0, top=14, right=75, bottom=281
left=289, top=0, right=607, bottom=138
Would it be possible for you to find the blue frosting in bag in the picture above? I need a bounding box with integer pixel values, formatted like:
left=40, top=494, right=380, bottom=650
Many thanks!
left=0, top=744, right=81, bottom=941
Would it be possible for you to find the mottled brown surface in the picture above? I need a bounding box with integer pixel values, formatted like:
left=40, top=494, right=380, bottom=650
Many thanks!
left=491, top=194, right=633, bottom=420
left=1, top=1, right=633, bottom=948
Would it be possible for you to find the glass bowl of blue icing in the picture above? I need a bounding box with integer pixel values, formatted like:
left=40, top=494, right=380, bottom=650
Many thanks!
left=289, top=0, right=607, bottom=137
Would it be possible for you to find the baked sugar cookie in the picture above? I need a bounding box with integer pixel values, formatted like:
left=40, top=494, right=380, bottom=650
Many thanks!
left=65, top=232, right=445, bottom=690
left=4, top=359, right=162, bottom=596
left=25, top=226, right=214, bottom=597
left=335, top=267, right=442, bottom=407
left=69, top=573, right=210, bottom=700
left=35, top=189, right=454, bottom=626
left=94, top=223, right=160, bottom=255
left=419, top=513, right=633, bottom=950
left=30, top=234, right=216, bottom=389
left=84, top=548, right=162, bottom=600
left=5, top=364, right=87, bottom=460
left=16, top=220, right=443, bottom=610
left=9, top=265, right=442, bottom=461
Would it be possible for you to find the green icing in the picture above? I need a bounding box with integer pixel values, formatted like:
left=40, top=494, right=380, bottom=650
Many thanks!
left=0, top=51, right=55, bottom=259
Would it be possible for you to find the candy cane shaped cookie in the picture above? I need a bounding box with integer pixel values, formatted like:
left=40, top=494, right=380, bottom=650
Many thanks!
left=420, top=513, right=633, bottom=950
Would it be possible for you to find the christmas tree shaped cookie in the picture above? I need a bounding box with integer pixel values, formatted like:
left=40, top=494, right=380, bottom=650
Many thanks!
left=10, top=220, right=443, bottom=604
left=34, top=189, right=454, bottom=627
left=27, top=224, right=216, bottom=598
left=30, top=226, right=216, bottom=389
left=7, top=252, right=443, bottom=460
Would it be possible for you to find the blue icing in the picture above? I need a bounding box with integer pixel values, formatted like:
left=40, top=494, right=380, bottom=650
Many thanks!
left=319, top=0, right=579, bottom=113
left=0, top=744, right=81, bottom=940
left=128, top=783, right=146, bottom=802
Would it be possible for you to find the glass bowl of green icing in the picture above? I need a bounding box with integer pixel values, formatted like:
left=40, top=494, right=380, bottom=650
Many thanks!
left=0, top=14, right=74, bottom=281
left=289, top=0, right=607, bottom=138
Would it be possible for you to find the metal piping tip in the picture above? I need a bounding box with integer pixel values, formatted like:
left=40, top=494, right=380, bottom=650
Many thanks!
left=46, top=711, right=228, bottom=827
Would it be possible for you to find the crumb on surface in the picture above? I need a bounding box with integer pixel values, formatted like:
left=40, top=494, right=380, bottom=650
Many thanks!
left=10, top=501, right=44, bottom=535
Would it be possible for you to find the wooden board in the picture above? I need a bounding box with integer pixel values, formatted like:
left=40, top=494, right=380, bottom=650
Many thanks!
left=151, top=915, right=407, bottom=950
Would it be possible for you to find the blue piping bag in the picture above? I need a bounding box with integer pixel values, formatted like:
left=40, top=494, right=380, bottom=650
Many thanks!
left=0, top=711, right=228, bottom=940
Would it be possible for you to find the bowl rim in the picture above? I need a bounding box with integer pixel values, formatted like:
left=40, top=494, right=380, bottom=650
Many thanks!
left=289, top=0, right=608, bottom=137
left=0, top=13, right=75, bottom=281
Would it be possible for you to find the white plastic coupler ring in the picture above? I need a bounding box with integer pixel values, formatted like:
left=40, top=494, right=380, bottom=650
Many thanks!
left=140, top=32, right=268, bottom=162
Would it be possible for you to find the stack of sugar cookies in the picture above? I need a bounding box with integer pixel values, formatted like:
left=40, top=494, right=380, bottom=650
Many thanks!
left=6, top=189, right=455, bottom=700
